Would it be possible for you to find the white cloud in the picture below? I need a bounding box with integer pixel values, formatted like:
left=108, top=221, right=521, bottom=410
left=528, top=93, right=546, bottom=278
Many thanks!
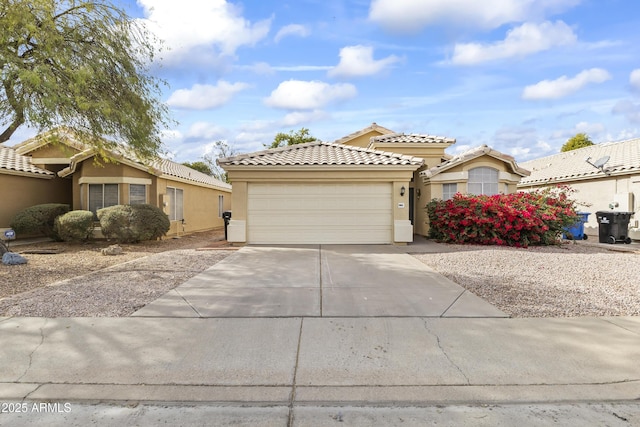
left=613, top=100, right=640, bottom=123
left=452, top=144, right=472, bottom=154
left=509, top=146, right=531, bottom=158
left=167, top=81, right=250, bottom=110
left=328, top=45, right=401, bottom=78
left=450, top=21, right=576, bottom=65
left=264, top=80, right=357, bottom=110
left=536, top=140, right=552, bottom=152
left=368, top=0, right=580, bottom=33
left=137, top=0, right=271, bottom=63
left=274, top=24, right=310, bottom=43
left=280, top=110, right=330, bottom=127
left=522, top=68, right=611, bottom=100
left=630, top=69, right=640, bottom=90
left=185, top=122, right=227, bottom=140
left=574, top=121, right=605, bottom=134
left=273, top=65, right=333, bottom=72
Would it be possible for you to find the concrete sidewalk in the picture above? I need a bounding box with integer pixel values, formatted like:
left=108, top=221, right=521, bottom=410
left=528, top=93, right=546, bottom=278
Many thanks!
left=1, top=316, right=639, bottom=404
left=0, top=316, right=639, bottom=424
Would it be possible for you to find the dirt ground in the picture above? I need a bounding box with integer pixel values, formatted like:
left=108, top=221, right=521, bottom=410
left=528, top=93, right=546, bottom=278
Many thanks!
left=0, top=229, right=227, bottom=299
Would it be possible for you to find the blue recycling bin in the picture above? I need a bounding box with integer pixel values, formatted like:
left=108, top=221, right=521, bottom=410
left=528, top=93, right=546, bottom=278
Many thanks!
left=563, top=212, right=590, bottom=240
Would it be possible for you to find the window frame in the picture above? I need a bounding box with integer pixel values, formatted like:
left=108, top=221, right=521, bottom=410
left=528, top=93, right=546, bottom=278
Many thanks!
left=129, top=184, right=147, bottom=205
left=88, top=183, right=119, bottom=217
left=467, top=167, right=499, bottom=196
left=166, top=186, right=184, bottom=221
left=442, top=183, right=457, bottom=200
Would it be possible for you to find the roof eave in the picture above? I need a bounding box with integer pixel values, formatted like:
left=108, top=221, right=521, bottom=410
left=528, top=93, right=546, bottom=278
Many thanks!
left=518, top=168, right=638, bottom=187
left=0, top=168, right=55, bottom=179
left=220, top=163, right=423, bottom=172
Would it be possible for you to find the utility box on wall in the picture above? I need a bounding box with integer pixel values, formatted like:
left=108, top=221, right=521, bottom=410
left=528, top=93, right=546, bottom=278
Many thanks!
left=159, top=193, right=168, bottom=215
left=613, top=192, right=634, bottom=211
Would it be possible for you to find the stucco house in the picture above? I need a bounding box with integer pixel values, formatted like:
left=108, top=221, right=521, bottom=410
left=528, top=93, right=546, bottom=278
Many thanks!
left=1, top=129, right=231, bottom=237
left=0, top=145, right=70, bottom=229
left=518, top=138, right=640, bottom=239
left=218, top=124, right=529, bottom=245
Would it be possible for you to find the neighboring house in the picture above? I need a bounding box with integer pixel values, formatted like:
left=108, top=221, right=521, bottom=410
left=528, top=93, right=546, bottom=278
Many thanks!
left=2, top=129, right=232, bottom=236
left=218, top=124, right=529, bottom=244
left=0, top=145, right=70, bottom=229
left=518, top=138, right=640, bottom=238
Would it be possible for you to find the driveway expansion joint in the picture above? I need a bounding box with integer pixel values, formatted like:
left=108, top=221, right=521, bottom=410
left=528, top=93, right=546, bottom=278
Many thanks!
left=288, top=318, right=304, bottom=427
left=601, top=318, right=640, bottom=336
left=174, top=289, right=202, bottom=317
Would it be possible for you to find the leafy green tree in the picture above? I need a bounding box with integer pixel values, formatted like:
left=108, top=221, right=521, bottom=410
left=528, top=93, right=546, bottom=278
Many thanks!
left=561, top=133, right=594, bottom=152
left=182, top=161, right=213, bottom=176
left=0, top=0, right=171, bottom=159
left=266, top=128, right=316, bottom=149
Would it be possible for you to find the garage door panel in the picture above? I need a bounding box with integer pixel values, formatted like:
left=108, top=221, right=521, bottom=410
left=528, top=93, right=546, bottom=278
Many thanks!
left=247, top=183, right=392, bottom=244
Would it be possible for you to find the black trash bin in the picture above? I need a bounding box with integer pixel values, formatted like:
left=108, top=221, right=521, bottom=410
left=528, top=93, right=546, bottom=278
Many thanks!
left=595, top=211, right=634, bottom=244
left=222, top=211, right=232, bottom=240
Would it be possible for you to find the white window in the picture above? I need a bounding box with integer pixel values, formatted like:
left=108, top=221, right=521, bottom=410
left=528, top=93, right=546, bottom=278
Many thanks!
left=468, top=167, right=499, bottom=196
left=129, top=184, right=146, bottom=205
left=218, top=195, right=224, bottom=217
left=442, top=183, right=457, bottom=200
left=89, top=184, right=119, bottom=216
left=167, top=187, right=184, bottom=221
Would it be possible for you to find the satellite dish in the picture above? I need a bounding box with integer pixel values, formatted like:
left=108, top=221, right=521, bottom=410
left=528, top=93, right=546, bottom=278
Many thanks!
left=592, top=156, right=610, bottom=168
left=585, top=155, right=610, bottom=175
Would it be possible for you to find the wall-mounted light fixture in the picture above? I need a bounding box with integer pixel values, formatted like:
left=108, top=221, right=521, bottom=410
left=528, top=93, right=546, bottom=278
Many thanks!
left=400, top=186, right=406, bottom=196
left=416, top=188, right=421, bottom=199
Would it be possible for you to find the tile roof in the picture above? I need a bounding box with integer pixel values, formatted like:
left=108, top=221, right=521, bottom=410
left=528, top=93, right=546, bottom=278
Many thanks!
left=518, top=138, right=640, bottom=185
left=0, top=145, right=55, bottom=178
left=421, top=144, right=530, bottom=178
left=13, top=127, right=87, bottom=155
left=148, top=158, right=232, bottom=190
left=14, top=128, right=231, bottom=190
left=370, top=133, right=456, bottom=146
left=331, top=122, right=396, bottom=144
left=218, top=141, right=425, bottom=167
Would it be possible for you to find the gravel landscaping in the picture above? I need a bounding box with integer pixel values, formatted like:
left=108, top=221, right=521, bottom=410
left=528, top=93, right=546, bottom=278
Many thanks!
left=0, top=230, right=233, bottom=317
left=1, top=231, right=639, bottom=318
left=412, top=242, right=640, bottom=317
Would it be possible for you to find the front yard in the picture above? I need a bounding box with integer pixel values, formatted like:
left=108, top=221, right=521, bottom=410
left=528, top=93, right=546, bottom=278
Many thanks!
left=1, top=232, right=638, bottom=318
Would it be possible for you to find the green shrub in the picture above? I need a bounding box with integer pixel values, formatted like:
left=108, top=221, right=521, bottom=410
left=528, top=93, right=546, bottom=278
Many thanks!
left=426, top=186, right=579, bottom=247
left=10, top=203, right=70, bottom=239
left=54, top=210, right=95, bottom=242
left=98, top=204, right=170, bottom=243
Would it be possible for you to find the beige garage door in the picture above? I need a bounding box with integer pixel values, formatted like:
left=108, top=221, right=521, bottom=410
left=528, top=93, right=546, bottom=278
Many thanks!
left=247, top=183, right=393, bottom=244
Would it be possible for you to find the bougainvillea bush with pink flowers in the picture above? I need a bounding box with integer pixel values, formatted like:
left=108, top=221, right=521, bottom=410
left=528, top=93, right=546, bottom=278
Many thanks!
left=426, top=186, right=579, bottom=247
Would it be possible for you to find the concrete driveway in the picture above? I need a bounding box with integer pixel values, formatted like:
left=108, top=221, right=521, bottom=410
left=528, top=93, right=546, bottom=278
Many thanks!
left=133, top=245, right=505, bottom=318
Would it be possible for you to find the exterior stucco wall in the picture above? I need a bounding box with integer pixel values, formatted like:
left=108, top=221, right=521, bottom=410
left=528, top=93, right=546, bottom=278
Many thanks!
left=339, top=130, right=386, bottom=148
left=27, top=144, right=80, bottom=163
left=519, top=174, right=640, bottom=237
left=157, top=177, right=231, bottom=235
left=0, top=174, right=72, bottom=229
left=369, top=143, right=451, bottom=167
left=73, top=158, right=231, bottom=237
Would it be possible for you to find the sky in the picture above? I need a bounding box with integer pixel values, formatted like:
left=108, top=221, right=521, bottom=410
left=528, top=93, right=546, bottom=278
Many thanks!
left=8, top=0, right=640, bottom=163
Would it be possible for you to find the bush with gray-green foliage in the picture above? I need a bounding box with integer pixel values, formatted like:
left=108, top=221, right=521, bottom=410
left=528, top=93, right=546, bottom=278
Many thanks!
left=54, top=210, right=94, bottom=242
left=98, top=204, right=170, bottom=243
left=10, top=203, right=70, bottom=239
